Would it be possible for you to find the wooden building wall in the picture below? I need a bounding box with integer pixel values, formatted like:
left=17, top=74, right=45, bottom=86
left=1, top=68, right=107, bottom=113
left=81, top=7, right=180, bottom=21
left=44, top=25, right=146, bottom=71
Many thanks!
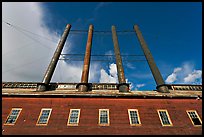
left=2, top=97, right=202, bottom=135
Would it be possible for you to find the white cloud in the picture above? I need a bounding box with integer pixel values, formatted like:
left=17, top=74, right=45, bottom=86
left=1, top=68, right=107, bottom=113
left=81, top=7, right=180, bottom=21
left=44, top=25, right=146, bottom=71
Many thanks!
left=136, top=84, right=145, bottom=88
left=132, top=83, right=145, bottom=91
left=165, top=67, right=182, bottom=83
left=125, top=79, right=134, bottom=90
left=129, top=83, right=134, bottom=90
left=51, top=61, right=82, bottom=83
left=94, top=2, right=112, bottom=13
left=2, top=2, right=59, bottom=82
left=87, top=2, right=112, bottom=23
left=95, top=2, right=106, bottom=11
left=99, top=63, right=118, bottom=83
left=165, top=62, right=202, bottom=84
left=165, top=73, right=177, bottom=83
left=89, top=63, right=101, bottom=83
left=174, top=67, right=182, bottom=73
left=105, top=50, right=114, bottom=55
left=126, top=63, right=135, bottom=69
left=99, top=64, right=137, bottom=91
left=184, top=70, right=202, bottom=83
left=100, top=69, right=118, bottom=83
left=99, top=63, right=138, bottom=90
left=109, top=63, right=117, bottom=77
left=2, top=2, right=100, bottom=84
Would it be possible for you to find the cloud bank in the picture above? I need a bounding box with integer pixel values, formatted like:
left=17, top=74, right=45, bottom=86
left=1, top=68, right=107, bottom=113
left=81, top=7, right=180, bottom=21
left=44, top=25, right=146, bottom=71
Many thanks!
left=184, top=70, right=202, bottom=83
left=165, top=62, right=202, bottom=84
left=2, top=2, right=100, bottom=83
left=3, top=2, right=58, bottom=82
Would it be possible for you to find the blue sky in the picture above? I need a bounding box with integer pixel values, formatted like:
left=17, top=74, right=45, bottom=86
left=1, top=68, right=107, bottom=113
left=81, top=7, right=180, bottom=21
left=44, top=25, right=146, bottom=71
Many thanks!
left=2, top=2, right=202, bottom=91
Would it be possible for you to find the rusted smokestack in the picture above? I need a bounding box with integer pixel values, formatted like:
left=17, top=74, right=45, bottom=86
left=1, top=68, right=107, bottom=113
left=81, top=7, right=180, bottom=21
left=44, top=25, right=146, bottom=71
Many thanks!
left=111, top=25, right=129, bottom=92
left=36, top=24, right=71, bottom=91
left=78, top=25, right=93, bottom=92
left=133, top=25, right=169, bottom=93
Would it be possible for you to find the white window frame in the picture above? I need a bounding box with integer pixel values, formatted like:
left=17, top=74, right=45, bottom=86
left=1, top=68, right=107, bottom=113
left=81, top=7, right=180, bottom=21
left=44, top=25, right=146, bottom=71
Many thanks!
left=4, top=108, right=22, bottom=125
left=128, top=109, right=141, bottom=126
left=99, top=109, right=110, bottom=126
left=157, top=109, right=173, bottom=126
left=186, top=110, right=202, bottom=127
left=36, top=108, right=52, bottom=126
left=67, top=109, right=81, bottom=126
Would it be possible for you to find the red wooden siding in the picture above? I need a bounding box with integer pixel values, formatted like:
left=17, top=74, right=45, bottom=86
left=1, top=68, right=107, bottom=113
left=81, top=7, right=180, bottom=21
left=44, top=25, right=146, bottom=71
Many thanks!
left=2, top=97, right=202, bottom=135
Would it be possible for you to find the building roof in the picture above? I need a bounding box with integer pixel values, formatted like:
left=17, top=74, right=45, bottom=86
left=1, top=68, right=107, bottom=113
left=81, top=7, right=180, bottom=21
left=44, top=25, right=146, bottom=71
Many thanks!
left=2, top=83, right=202, bottom=99
left=2, top=89, right=202, bottom=98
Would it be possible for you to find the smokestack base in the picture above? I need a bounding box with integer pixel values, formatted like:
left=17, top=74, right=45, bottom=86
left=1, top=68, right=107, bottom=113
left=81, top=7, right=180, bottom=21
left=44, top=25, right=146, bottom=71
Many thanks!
left=156, top=84, right=170, bottom=93
left=76, top=83, right=92, bottom=92
left=118, top=83, right=129, bottom=92
left=36, top=83, right=47, bottom=92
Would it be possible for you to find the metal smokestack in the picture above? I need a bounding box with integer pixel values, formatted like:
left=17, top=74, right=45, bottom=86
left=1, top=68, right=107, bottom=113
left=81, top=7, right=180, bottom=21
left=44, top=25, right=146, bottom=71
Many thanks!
left=111, top=25, right=129, bottom=92
left=133, top=25, right=169, bottom=93
left=78, top=25, right=93, bottom=92
left=36, top=24, right=71, bottom=91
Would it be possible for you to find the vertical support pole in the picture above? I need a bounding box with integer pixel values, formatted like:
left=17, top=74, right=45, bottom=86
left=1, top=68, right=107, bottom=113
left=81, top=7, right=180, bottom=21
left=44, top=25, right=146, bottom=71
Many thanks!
left=133, top=25, right=169, bottom=93
left=111, top=25, right=129, bottom=92
left=36, top=24, right=71, bottom=91
left=78, top=25, right=93, bottom=92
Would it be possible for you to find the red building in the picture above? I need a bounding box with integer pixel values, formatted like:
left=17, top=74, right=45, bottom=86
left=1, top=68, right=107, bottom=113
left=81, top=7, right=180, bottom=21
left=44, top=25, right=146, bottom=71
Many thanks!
left=2, top=83, right=202, bottom=135
left=2, top=24, right=202, bottom=135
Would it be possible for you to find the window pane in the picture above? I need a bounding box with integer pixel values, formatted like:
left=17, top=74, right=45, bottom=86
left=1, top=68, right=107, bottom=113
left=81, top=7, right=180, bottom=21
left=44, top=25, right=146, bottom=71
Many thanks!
left=68, top=109, right=80, bottom=125
left=99, top=109, right=109, bottom=125
left=159, top=111, right=170, bottom=125
left=192, top=118, right=202, bottom=125
left=130, top=111, right=139, bottom=124
left=5, top=108, right=22, bottom=125
left=187, top=111, right=202, bottom=126
left=100, top=110, right=108, bottom=124
left=158, top=110, right=172, bottom=126
left=37, top=109, right=52, bottom=125
left=128, top=109, right=141, bottom=125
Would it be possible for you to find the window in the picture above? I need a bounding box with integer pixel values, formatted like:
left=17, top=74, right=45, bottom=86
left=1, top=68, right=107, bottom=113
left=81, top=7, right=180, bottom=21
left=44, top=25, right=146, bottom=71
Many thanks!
left=36, top=108, right=52, bottom=126
left=99, top=109, right=110, bottom=126
left=157, top=109, right=173, bottom=126
left=108, top=85, right=111, bottom=89
left=67, top=109, right=80, bottom=126
left=99, top=85, right=103, bottom=89
left=4, top=108, right=22, bottom=125
left=187, top=110, right=202, bottom=126
left=128, top=109, right=141, bottom=126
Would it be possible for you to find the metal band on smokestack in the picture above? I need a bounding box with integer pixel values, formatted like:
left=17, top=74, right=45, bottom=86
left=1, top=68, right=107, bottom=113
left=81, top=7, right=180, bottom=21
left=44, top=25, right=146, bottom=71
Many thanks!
left=111, top=25, right=129, bottom=92
left=133, top=25, right=169, bottom=93
left=78, top=25, right=93, bottom=92
left=36, top=24, right=71, bottom=91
